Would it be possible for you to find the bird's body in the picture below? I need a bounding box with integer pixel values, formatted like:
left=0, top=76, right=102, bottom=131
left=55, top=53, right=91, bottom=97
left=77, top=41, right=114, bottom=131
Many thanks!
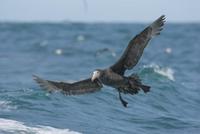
left=97, top=69, right=126, bottom=88
left=34, top=15, right=166, bottom=107
left=94, top=69, right=149, bottom=93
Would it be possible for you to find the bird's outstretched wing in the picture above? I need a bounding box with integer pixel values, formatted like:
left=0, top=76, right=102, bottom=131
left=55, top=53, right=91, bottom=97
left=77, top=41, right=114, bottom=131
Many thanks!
left=33, top=75, right=103, bottom=95
left=110, top=15, right=165, bottom=75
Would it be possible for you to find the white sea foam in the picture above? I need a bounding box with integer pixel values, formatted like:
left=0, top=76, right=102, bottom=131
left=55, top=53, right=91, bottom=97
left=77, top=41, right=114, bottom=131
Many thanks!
left=0, top=101, right=17, bottom=111
left=55, top=49, right=63, bottom=55
left=165, top=47, right=172, bottom=54
left=40, top=40, right=48, bottom=47
left=95, top=48, right=116, bottom=57
left=0, top=118, right=81, bottom=134
left=144, top=64, right=175, bottom=81
left=77, top=35, right=85, bottom=42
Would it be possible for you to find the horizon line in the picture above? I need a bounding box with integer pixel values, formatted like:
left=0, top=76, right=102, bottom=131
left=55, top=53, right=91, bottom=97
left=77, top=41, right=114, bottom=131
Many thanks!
left=0, top=19, right=200, bottom=24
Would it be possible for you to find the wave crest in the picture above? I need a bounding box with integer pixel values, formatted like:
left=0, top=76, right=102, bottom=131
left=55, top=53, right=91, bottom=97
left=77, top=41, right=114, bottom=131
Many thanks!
left=0, top=118, right=81, bottom=134
left=143, top=64, right=175, bottom=81
left=0, top=101, right=17, bottom=111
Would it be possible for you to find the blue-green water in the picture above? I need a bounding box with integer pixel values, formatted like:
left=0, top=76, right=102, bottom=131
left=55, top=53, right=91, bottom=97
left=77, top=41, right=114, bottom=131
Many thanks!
left=0, top=23, right=200, bottom=134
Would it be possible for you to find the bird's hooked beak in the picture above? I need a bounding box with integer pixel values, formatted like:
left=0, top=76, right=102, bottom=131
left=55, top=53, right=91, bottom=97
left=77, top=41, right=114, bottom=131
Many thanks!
left=91, top=71, right=100, bottom=82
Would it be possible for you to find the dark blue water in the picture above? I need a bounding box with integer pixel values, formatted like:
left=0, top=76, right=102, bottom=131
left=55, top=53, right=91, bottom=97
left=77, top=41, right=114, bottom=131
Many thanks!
left=0, top=22, right=200, bottom=134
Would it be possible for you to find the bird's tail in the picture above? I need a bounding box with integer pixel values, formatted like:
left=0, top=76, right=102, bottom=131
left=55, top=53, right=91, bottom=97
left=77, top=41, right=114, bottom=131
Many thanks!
left=139, top=84, right=150, bottom=93
left=128, top=74, right=150, bottom=93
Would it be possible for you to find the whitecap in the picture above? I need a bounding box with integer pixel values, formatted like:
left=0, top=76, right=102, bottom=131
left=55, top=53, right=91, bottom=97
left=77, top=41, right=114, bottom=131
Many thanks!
left=95, top=48, right=116, bottom=57
left=144, top=64, right=175, bottom=81
left=40, top=40, right=48, bottom=47
left=55, top=49, right=63, bottom=55
left=77, top=35, right=85, bottom=42
left=0, top=118, right=81, bottom=134
left=0, top=101, right=17, bottom=111
left=165, top=47, right=172, bottom=54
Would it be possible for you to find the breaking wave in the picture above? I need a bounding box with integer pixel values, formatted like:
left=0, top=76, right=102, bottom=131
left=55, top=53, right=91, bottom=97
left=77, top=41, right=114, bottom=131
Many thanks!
left=0, top=101, right=17, bottom=111
left=0, top=118, right=81, bottom=134
left=143, top=64, right=175, bottom=81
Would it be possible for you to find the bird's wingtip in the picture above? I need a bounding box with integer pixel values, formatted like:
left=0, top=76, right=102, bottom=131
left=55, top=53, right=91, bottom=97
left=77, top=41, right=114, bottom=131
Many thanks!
left=150, top=15, right=166, bottom=37
left=32, top=75, right=59, bottom=92
left=160, top=15, right=166, bottom=22
left=32, top=74, right=38, bottom=79
left=32, top=74, right=42, bottom=82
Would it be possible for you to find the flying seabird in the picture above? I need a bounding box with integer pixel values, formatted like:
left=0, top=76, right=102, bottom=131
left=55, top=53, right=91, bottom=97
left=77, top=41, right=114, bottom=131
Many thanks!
left=33, top=15, right=165, bottom=107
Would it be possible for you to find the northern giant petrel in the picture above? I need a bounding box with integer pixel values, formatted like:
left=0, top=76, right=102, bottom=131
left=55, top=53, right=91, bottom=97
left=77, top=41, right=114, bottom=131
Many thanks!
left=33, top=15, right=165, bottom=107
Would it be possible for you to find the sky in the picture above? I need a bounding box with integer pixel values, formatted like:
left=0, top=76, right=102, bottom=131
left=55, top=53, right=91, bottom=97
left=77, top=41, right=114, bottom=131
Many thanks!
left=0, top=0, right=199, bottom=23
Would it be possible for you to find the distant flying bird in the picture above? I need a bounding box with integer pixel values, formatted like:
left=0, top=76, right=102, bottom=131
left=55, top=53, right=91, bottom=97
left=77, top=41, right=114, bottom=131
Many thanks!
left=33, top=15, right=165, bottom=107
left=83, top=0, right=88, bottom=12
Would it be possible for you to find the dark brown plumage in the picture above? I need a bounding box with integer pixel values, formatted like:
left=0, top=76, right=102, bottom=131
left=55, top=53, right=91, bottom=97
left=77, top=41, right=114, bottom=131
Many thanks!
left=33, top=75, right=102, bottom=95
left=33, top=15, right=165, bottom=107
left=111, top=15, right=165, bottom=75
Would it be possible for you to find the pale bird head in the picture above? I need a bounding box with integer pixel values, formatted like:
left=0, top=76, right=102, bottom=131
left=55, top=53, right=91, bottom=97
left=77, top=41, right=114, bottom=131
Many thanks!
left=91, top=70, right=101, bottom=82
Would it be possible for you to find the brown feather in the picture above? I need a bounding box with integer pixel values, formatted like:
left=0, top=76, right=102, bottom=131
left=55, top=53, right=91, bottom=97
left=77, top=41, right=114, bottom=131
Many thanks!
left=110, top=15, right=165, bottom=75
left=33, top=75, right=103, bottom=95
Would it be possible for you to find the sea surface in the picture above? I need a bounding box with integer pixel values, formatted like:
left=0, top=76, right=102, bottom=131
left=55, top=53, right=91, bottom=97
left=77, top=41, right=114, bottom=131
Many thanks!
left=0, top=22, right=200, bottom=134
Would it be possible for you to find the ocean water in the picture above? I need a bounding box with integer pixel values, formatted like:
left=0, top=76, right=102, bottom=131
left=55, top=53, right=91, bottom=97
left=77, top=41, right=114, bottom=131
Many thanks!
left=0, top=22, right=200, bottom=134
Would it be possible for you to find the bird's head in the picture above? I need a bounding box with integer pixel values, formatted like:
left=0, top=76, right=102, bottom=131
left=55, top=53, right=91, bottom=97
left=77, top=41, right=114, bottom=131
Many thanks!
left=91, top=70, right=102, bottom=82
